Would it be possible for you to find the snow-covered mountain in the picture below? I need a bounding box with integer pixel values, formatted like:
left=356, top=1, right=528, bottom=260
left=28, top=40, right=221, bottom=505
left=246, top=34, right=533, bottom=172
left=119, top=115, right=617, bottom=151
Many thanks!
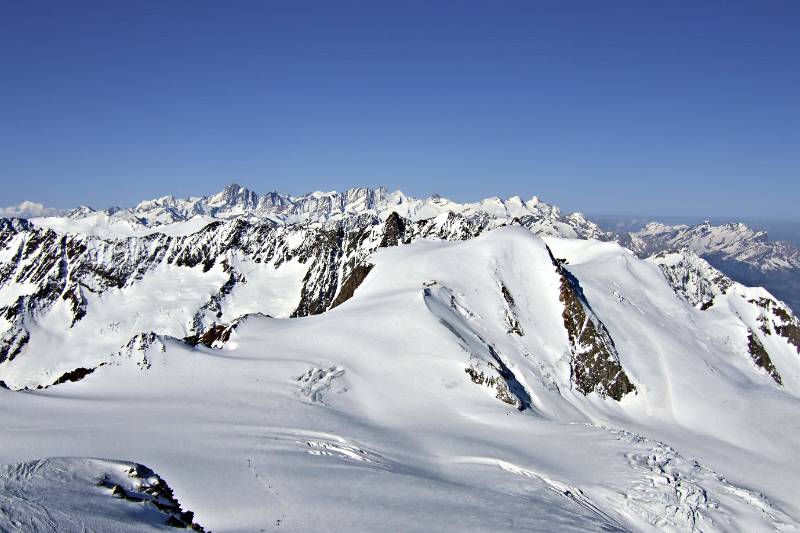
left=625, top=220, right=800, bottom=312
left=25, top=185, right=800, bottom=315
left=2, top=187, right=800, bottom=531
left=29, top=183, right=608, bottom=240
left=628, top=221, right=800, bottom=271
left=650, top=249, right=800, bottom=385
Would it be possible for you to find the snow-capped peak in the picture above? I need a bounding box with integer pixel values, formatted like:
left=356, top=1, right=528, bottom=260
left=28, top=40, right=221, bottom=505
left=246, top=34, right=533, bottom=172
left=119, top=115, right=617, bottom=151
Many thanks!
left=17, top=185, right=608, bottom=241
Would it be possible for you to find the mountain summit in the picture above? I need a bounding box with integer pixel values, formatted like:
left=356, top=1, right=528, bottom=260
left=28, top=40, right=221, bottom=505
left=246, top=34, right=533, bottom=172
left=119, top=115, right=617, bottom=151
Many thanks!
left=24, top=184, right=608, bottom=241
left=1, top=185, right=799, bottom=531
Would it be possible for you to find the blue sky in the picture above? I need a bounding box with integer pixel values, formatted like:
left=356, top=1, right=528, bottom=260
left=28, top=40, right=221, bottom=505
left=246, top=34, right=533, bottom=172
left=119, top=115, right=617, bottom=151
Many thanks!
left=1, top=1, right=798, bottom=219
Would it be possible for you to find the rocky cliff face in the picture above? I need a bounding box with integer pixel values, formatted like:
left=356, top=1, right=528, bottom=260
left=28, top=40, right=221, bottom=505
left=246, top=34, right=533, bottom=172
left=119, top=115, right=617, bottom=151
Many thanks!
left=0, top=206, right=642, bottom=400
left=550, top=251, right=636, bottom=400
left=3, top=185, right=800, bottom=398
left=627, top=221, right=800, bottom=312
left=649, top=249, right=734, bottom=309
left=650, top=250, right=799, bottom=386
left=5, top=187, right=800, bottom=532
left=13, top=185, right=800, bottom=312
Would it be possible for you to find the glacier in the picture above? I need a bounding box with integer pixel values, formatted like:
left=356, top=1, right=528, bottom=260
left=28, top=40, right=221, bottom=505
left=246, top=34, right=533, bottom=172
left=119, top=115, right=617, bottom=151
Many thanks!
left=0, top=186, right=799, bottom=532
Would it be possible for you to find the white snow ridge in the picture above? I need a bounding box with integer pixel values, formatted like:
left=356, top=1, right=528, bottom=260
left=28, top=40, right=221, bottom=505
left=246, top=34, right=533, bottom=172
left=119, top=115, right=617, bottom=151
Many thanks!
left=1, top=185, right=800, bottom=532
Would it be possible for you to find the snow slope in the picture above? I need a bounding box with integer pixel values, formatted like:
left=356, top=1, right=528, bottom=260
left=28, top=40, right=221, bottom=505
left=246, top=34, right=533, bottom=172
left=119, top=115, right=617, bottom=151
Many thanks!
left=20, top=183, right=800, bottom=311
left=650, top=249, right=800, bottom=390
left=626, top=221, right=800, bottom=312
left=1, top=227, right=799, bottom=532
left=0, top=458, right=203, bottom=531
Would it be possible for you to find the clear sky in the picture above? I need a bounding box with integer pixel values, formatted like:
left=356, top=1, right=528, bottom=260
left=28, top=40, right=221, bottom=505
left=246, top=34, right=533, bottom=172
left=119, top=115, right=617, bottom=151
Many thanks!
left=1, top=0, right=798, bottom=219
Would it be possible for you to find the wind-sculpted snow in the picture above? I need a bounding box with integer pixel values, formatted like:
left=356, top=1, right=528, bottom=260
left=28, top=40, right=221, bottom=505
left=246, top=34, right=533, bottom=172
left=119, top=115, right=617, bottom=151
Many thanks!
left=423, top=282, right=533, bottom=410
left=0, top=457, right=204, bottom=532
left=2, top=206, right=800, bottom=529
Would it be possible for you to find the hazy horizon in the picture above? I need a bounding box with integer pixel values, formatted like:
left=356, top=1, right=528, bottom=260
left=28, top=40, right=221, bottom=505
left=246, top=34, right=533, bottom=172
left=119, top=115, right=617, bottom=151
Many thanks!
left=2, top=1, right=798, bottom=220
left=4, top=183, right=800, bottom=238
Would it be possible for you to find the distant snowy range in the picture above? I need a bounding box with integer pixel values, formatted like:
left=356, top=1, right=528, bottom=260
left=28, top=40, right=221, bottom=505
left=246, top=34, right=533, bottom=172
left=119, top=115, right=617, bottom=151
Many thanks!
left=1, top=184, right=800, bottom=532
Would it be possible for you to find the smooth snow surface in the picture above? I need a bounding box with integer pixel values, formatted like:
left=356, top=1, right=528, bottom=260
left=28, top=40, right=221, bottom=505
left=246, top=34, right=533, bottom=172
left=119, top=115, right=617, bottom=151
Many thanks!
left=30, top=213, right=220, bottom=239
left=1, top=228, right=799, bottom=532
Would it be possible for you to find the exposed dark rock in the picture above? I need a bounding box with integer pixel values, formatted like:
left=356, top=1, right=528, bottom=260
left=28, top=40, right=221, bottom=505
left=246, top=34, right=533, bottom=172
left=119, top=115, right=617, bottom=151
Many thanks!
left=96, top=464, right=206, bottom=531
left=52, top=366, right=98, bottom=386
left=0, top=217, right=33, bottom=233
left=185, top=314, right=271, bottom=349
left=500, top=284, right=524, bottom=336
left=464, top=366, right=515, bottom=405
left=291, top=227, right=346, bottom=317
left=0, top=208, right=508, bottom=357
left=0, top=219, right=284, bottom=363
left=25, top=365, right=107, bottom=389
left=185, top=323, right=237, bottom=348
left=748, top=297, right=800, bottom=354
left=747, top=330, right=783, bottom=384
left=464, top=365, right=520, bottom=409
left=652, top=251, right=733, bottom=308
left=776, top=323, right=800, bottom=353
left=330, top=263, right=373, bottom=309
left=486, top=344, right=532, bottom=410
left=380, top=211, right=407, bottom=247
left=464, top=354, right=531, bottom=411
left=62, top=283, right=87, bottom=326
left=0, top=325, right=30, bottom=364
left=110, top=332, right=169, bottom=370
left=191, top=267, right=246, bottom=334
left=421, top=281, right=532, bottom=411
left=500, top=285, right=515, bottom=307
left=549, top=247, right=635, bottom=400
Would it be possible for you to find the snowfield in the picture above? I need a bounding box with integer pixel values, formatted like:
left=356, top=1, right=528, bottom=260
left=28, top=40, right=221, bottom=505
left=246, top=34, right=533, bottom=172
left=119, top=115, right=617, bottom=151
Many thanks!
left=1, top=225, right=800, bottom=532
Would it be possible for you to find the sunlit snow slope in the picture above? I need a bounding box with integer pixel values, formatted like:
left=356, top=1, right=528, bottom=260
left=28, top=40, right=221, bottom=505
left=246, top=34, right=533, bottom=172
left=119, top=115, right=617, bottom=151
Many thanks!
left=1, top=226, right=799, bottom=532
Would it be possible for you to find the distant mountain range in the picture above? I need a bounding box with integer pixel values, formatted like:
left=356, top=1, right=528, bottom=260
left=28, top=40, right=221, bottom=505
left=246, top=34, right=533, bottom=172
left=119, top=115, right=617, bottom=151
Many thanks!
left=7, top=183, right=799, bottom=311
left=623, top=221, right=800, bottom=312
left=18, top=184, right=604, bottom=240
left=2, top=184, right=800, bottom=530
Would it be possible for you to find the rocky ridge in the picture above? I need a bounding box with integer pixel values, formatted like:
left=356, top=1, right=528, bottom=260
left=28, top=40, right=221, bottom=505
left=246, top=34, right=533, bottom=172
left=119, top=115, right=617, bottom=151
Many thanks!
left=1, top=207, right=637, bottom=400
left=34, top=184, right=608, bottom=241
left=2, top=185, right=799, bottom=399
left=650, top=249, right=799, bottom=386
left=627, top=221, right=800, bottom=312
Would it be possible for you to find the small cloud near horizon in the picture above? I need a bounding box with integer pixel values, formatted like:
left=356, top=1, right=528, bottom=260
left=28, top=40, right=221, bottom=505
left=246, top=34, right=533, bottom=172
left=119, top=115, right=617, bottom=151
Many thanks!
left=0, top=201, right=64, bottom=219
